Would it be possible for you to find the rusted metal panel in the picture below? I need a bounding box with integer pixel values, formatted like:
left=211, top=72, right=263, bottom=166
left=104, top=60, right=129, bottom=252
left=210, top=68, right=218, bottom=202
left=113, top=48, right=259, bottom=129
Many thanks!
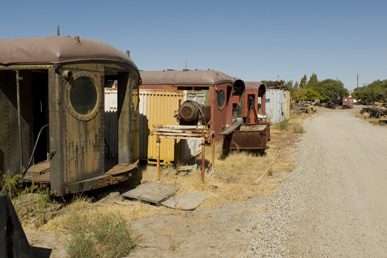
left=140, top=70, right=236, bottom=141
left=118, top=72, right=140, bottom=165
left=152, top=125, right=215, bottom=183
left=0, top=36, right=140, bottom=196
left=222, top=81, right=271, bottom=152
left=132, top=87, right=140, bottom=162
left=208, top=84, right=234, bottom=140
left=223, top=124, right=269, bottom=150
left=243, top=82, right=266, bottom=122
left=140, top=70, right=233, bottom=85
left=342, top=97, right=353, bottom=108
left=0, top=36, right=137, bottom=68
left=0, top=70, right=32, bottom=175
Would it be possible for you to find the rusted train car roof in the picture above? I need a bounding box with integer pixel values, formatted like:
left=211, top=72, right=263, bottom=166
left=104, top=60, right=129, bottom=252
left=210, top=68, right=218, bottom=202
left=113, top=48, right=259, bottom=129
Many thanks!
left=0, top=36, right=137, bottom=68
left=140, top=70, right=235, bottom=85
left=244, top=81, right=265, bottom=91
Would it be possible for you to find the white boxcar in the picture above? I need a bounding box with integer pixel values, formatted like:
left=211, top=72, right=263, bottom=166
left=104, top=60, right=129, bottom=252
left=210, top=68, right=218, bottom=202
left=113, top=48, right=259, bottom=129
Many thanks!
left=265, top=89, right=288, bottom=124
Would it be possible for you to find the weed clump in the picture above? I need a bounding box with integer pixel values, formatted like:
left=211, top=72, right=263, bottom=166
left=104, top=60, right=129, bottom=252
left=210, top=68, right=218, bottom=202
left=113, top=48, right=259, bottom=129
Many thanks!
left=279, top=120, right=289, bottom=130
left=66, top=211, right=137, bottom=258
left=0, top=171, right=22, bottom=198
left=292, top=124, right=305, bottom=134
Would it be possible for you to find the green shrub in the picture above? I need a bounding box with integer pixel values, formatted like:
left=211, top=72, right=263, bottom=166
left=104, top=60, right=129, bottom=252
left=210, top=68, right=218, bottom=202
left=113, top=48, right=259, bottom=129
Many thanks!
left=66, top=231, right=96, bottom=258
left=0, top=171, right=22, bottom=198
left=292, top=125, right=305, bottom=134
left=66, top=212, right=136, bottom=258
left=279, top=120, right=289, bottom=130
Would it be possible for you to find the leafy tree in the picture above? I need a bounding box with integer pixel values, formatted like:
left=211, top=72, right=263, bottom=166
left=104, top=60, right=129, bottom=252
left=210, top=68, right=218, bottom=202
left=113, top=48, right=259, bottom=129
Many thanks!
left=313, top=79, right=348, bottom=100
left=299, top=75, right=307, bottom=89
left=352, top=79, right=387, bottom=103
left=305, top=88, right=324, bottom=100
left=307, top=74, right=318, bottom=89
left=284, top=80, right=294, bottom=92
left=293, top=81, right=299, bottom=92
left=291, top=88, right=324, bottom=101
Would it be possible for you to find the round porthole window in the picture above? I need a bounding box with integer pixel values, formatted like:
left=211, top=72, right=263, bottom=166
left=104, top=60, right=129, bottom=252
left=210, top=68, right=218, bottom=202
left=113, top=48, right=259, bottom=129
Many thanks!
left=68, top=74, right=100, bottom=121
left=217, top=89, right=225, bottom=108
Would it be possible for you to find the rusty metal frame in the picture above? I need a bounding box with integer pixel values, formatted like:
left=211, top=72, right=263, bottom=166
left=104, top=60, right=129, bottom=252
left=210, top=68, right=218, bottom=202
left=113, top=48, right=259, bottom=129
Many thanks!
left=151, top=125, right=215, bottom=183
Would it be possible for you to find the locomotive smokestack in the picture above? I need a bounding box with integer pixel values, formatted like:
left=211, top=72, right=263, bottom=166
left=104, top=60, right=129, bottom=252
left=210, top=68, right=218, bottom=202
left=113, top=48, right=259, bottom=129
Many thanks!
left=233, top=79, right=245, bottom=96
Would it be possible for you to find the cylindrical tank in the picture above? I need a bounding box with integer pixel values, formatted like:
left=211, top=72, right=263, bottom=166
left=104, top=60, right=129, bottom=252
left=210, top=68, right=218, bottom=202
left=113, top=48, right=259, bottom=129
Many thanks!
left=178, top=100, right=211, bottom=125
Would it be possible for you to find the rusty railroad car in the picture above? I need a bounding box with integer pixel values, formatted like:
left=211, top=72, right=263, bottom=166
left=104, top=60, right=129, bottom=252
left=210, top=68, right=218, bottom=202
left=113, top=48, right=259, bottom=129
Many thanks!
left=140, top=70, right=238, bottom=141
left=0, top=36, right=140, bottom=195
left=221, top=81, right=270, bottom=152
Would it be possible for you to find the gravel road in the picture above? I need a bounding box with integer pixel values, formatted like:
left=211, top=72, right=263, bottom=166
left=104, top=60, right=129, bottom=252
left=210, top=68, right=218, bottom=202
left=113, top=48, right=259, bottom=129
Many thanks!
left=247, top=107, right=387, bottom=257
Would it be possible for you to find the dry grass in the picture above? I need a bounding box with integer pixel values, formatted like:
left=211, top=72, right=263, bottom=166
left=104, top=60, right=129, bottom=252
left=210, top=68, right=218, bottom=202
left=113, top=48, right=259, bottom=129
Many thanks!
left=140, top=116, right=304, bottom=210
left=43, top=196, right=177, bottom=233
left=62, top=199, right=137, bottom=258
left=27, top=111, right=310, bottom=254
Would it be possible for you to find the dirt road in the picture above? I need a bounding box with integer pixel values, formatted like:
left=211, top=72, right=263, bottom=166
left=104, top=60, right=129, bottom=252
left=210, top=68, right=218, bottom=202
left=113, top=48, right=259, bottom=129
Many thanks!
left=248, top=107, right=387, bottom=257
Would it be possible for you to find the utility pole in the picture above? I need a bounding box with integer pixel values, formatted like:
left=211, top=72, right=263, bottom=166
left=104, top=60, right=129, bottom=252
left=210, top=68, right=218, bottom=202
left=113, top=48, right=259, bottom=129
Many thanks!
left=357, top=73, right=359, bottom=88
left=336, top=77, right=339, bottom=99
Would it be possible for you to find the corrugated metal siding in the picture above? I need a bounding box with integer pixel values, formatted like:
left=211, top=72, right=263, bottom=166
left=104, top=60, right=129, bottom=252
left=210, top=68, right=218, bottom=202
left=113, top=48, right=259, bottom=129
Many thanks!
left=265, top=89, right=288, bottom=124
left=139, top=90, right=184, bottom=164
left=104, top=88, right=118, bottom=112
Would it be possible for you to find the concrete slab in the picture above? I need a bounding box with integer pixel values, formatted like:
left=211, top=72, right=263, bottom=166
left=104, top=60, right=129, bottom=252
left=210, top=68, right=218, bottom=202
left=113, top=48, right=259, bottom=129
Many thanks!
left=122, top=182, right=180, bottom=206
left=161, top=192, right=208, bottom=211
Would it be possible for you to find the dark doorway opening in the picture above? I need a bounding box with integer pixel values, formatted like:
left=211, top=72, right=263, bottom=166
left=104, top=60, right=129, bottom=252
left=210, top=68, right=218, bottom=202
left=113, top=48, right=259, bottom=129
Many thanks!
left=31, top=71, right=49, bottom=164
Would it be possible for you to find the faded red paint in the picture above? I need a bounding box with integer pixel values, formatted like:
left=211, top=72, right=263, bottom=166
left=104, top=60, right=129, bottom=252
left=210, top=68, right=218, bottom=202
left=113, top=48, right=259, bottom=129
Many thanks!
left=208, top=83, right=234, bottom=140
left=240, top=82, right=266, bottom=123
left=140, top=70, right=236, bottom=141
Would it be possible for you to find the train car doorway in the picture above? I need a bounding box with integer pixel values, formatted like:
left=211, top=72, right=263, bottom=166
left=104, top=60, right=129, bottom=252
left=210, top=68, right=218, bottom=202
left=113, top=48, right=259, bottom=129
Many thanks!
left=31, top=71, right=49, bottom=164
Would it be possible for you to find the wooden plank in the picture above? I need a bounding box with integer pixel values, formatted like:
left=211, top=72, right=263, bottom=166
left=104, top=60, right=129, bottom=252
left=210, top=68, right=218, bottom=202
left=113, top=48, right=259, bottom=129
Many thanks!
left=24, top=172, right=51, bottom=184
left=161, top=192, right=208, bottom=211
left=105, top=161, right=138, bottom=176
left=122, top=182, right=180, bottom=206
left=28, top=161, right=50, bottom=173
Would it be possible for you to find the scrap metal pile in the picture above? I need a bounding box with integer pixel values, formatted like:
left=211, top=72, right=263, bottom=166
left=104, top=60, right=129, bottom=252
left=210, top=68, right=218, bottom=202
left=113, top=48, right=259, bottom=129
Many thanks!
left=360, top=104, right=387, bottom=118
left=291, top=100, right=319, bottom=114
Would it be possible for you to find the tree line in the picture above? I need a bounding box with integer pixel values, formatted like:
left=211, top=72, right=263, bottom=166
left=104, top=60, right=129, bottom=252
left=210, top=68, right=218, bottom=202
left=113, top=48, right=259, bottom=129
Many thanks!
left=281, top=74, right=349, bottom=102
left=352, top=80, right=387, bottom=104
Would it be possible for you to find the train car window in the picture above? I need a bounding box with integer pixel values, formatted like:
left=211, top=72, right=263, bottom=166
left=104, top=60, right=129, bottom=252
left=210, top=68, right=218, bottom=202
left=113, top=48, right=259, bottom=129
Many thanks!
left=68, top=75, right=100, bottom=121
left=70, top=76, right=97, bottom=115
left=248, top=94, right=255, bottom=109
left=217, top=89, right=225, bottom=108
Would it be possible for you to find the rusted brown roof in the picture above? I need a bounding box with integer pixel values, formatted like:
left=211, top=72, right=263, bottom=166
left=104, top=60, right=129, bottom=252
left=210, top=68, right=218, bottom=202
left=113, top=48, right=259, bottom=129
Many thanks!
left=140, top=70, right=235, bottom=85
left=245, top=81, right=265, bottom=91
left=0, top=36, right=137, bottom=68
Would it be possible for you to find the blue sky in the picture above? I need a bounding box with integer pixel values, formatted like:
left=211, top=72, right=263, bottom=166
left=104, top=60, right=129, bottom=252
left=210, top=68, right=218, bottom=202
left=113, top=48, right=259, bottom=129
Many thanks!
left=1, top=0, right=386, bottom=90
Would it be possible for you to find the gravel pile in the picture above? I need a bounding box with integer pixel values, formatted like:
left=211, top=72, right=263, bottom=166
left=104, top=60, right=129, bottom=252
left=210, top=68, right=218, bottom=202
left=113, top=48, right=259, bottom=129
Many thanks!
left=243, top=119, right=312, bottom=257
left=244, top=108, right=387, bottom=257
left=245, top=157, right=302, bottom=257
